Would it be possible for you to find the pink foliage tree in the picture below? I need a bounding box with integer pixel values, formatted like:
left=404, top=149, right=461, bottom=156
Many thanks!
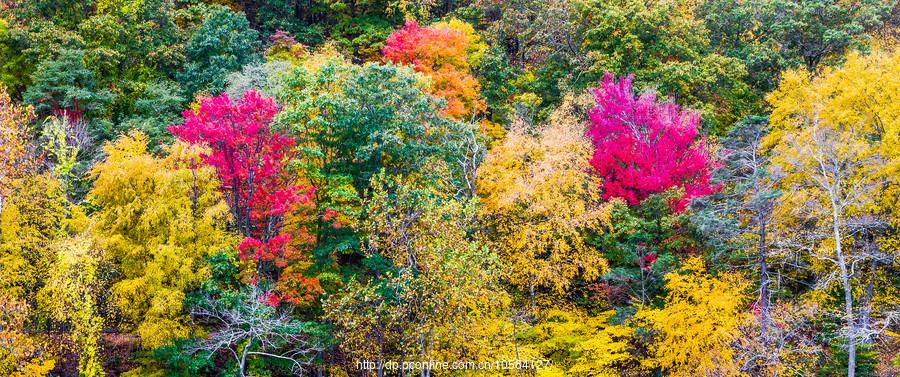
left=169, top=90, right=320, bottom=305
left=382, top=20, right=429, bottom=71
left=586, top=73, right=717, bottom=211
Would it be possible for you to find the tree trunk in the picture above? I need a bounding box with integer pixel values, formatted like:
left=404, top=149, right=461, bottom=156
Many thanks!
left=377, top=318, right=385, bottom=377
left=638, top=245, right=648, bottom=306
left=420, top=329, right=427, bottom=377
left=240, top=339, right=253, bottom=377
left=240, top=0, right=260, bottom=29
left=758, top=214, right=770, bottom=331
left=832, top=204, right=856, bottom=377
left=529, top=276, right=536, bottom=317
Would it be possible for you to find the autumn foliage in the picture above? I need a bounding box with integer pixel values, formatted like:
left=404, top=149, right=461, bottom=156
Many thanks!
left=383, top=20, right=485, bottom=119
left=170, top=90, right=320, bottom=305
left=3, top=2, right=900, bottom=375
left=0, top=87, right=36, bottom=200
left=587, top=74, right=718, bottom=210
left=636, top=257, right=750, bottom=376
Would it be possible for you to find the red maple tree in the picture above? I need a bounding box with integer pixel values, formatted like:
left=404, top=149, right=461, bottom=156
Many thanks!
left=170, top=90, right=321, bottom=305
left=382, top=20, right=483, bottom=119
left=586, top=73, right=718, bottom=211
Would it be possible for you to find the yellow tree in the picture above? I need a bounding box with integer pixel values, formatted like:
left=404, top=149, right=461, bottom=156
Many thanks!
left=0, top=174, right=68, bottom=307
left=636, top=257, right=750, bottom=377
left=477, top=95, right=613, bottom=305
left=0, top=86, right=35, bottom=212
left=509, top=308, right=638, bottom=376
left=766, top=47, right=900, bottom=377
left=88, top=132, right=235, bottom=348
left=39, top=234, right=105, bottom=377
left=1, top=171, right=101, bottom=375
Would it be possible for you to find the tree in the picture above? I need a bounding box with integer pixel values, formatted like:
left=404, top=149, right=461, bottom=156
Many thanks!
left=768, top=47, right=900, bottom=250
left=38, top=234, right=105, bottom=377
left=577, top=0, right=754, bottom=132
left=521, top=308, right=638, bottom=376
left=474, top=45, right=521, bottom=126
left=477, top=0, right=589, bottom=119
left=477, top=94, right=612, bottom=302
left=276, top=52, right=478, bottom=263
left=225, top=60, right=294, bottom=100
left=117, top=80, right=186, bottom=149
left=766, top=50, right=900, bottom=376
left=636, top=257, right=750, bottom=377
left=4, top=0, right=189, bottom=146
left=10, top=0, right=92, bottom=28
left=179, top=6, right=261, bottom=98
left=479, top=0, right=754, bottom=131
left=596, top=191, right=702, bottom=307
left=732, top=300, right=824, bottom=376
left=770, top=121, right=882, bottom=377
left=383, top=19, right=486, bottom=119
left=586, top=73, right=718, bottom=211
left=170, top=90, right=320, bottom=305
left=190, top=287, right=325, bottom=377
left=325, top=174, right=506, bottom=375
left=480, top=0, right=583, bottom=68
left=88, top=132, right=235, bottom=348
left=0, top=172, right=93, bottom=374
left=79, top=0, right=186, bottom=113
left=691, top=116, right=781, bottom=329
left=0, top=86, right=36, bottom=212
left=80, top=0, right=186, bottom=81
left=0, top=19, right=32, bottom=97
left=23, top=49, right=112, bottom=124
left=39, top=116, right=86, bottom=200
left=276, top=50, right=496, bottom=373
left=0, top=174, right=68, bottom=310
left=699, top=0, right=893, bottom=92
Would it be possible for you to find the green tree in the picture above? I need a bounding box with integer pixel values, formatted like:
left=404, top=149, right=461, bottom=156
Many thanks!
left=325, top=174, right=507, bottom=374
left=178, top=6, right=260, bottom=98
left=23, top=48, right=113, bottom=124
left=117, top=80, right=186, bottom=149
left=699, top=0, right=893, bottom=93
left=596, top=192, right=701, bottom=307
left=0, top=19, right=32, bottom=96
left=12, top=0, right=93, bottom=28
left=691, top=116, right=781, bottom=329
left=276, top=51, right=479, bottom=262
left=78, top=0, right=188, bottom=124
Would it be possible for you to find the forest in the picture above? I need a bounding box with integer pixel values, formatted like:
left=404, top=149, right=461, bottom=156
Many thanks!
left=0, top=0, right=899, bottom=376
